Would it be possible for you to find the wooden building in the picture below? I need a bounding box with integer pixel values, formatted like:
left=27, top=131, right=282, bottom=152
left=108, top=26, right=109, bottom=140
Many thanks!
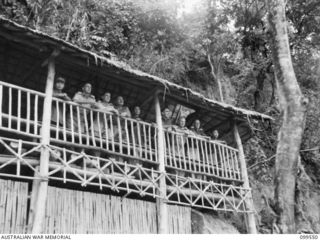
left=0, top=17, right=272, bottom=234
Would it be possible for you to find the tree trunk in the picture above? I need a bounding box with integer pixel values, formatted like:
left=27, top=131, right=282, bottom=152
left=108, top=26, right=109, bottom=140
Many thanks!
left=208, top=54, right=224, bottom=102
left=266, top=0, right=308, bottom=234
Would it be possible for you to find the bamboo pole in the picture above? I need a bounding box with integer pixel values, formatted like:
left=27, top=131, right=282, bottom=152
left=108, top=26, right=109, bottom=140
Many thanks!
left=154, top=93, right=168, bottom=234
left=28, top=166, right=40, bottom=233
left=31, top=51, right=58, bottom=233
left=233, top=123, right=257, bottom=234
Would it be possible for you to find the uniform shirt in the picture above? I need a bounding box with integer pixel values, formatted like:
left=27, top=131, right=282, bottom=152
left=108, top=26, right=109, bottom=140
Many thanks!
left=72, top=92, right=96, bottom=108
left=115, top=105, right=131, bottom=118
left=96, top=101, right=117, bottom=113
left=190, top=126, right=205, bottom=136
left=133, top=114, right=142, bottom=121
left=162, top=118, right=172, bottom=127
left=51, top=90, right=71, bottom=124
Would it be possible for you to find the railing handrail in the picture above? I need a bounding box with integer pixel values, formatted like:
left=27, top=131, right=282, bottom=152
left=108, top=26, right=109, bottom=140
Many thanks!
left=51, top=91, right=157, bottom=129
left=163, top=128, right=238, bottom=152
left=0, top=80, right=46, bottom=97
left=0, top=80, right=157, bottom=129
left=0, top=81, right=236, bottom=152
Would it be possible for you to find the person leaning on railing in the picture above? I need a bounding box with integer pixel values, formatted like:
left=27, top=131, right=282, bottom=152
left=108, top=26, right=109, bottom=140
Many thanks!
left=113, top=96, right=131, bottom=141
left=66, top=83, right=96, bottom=134
left=162, top=107, right=173, bottom=130
left=48, top=77, right=72, bottom=163
left=130, top=106, right=144, bottom=177
left=189, top=119, right=206, bottom=180
left=110, top=96, right=132, bottom=172
left=171, top=116, right=192, bottom=178
left=132, top=106, right=142, bottom=121
left=190, top=119, right=205, bottom=136
left=206, top=129, right=226, bottom=182
left=91, top=92, right=118, bottom=138
left=51, top=77, right=71, bottom=126
left=210, top=129, right=226, bottom=144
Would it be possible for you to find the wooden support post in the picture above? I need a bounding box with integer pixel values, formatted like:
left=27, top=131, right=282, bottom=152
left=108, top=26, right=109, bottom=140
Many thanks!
left=233, top=123, right=257, bottom=234
left=154, top=93, right=168, bottom=234
left=28, top=166, right=40, bottom=233
left=31, top=50, right=58, bottom=233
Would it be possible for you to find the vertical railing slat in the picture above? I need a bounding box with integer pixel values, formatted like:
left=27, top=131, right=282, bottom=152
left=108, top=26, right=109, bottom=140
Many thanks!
left=97, top=112, right=103, bottom=148
left=137, top=122, right=142, bottom=159
left=176, top=134, right=182, bottom=170
left=89, top=109, right=96, bottom=147
left=171, top=131, right=176, bottom=168
left=125, top=118, right=130, bottom=155
left=216, top=144, right=223, bottom=177
left=148, top=125, right=152, bottom=162
left=208, top=142, right=215, bottom=175
left=190, top=136, right=196, bottom=172
left=103, top=113, right=108, bottom=149
left=195, top=138, right=200, bottom=173
left=83, top=108, right=89, bottom=146
left=186, top=135, right=191, bottom=173
left=77, top=105, right=82, bottom=145
left=70, top=105, right=75, bottom=144
left=109, top=115, right=115, bottom=152
left=0, top=85, right=2, bottom=127
left=204, top=140, right=210, bottom=176
left=117, top=115, right=122, bottom=154
left=225, top=148, right=232, bottom=179
left=8, top=87, right=12, bottom=129
left=200, top=139, right=206, bottom=174
left=17, top=89, right=21, bottom=131
left=34, top=94, right=38, bottom=135
left=182, top=134, right=187, bottom=170
left=131, top=119, right=136, bottom=157
left=143, top=124, right=147, bottom=159
left=55, top=100, right=59, bottom=139
left=26, top=92, right=30, bottom=133
left=63, top=102, right=67, bottom=141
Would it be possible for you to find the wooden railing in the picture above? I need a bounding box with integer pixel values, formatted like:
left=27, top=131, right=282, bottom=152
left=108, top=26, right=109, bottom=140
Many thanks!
left=164, top=129, right=242, bottom=182
left=0, top=136, right=252, bottom=213
left=0, top=81, right=45, bottom=138
left=51, top=97, right=158, bottom=163
left=0, top=81, right=242, bottom=182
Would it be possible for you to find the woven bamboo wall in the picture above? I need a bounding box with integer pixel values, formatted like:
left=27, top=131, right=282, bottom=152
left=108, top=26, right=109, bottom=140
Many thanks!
left=44, top=186, right=191, bottom=234
left=0, top=179, right=29, bottom=233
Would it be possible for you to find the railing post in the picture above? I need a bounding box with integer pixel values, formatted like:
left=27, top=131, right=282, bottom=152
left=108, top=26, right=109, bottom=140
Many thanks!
left=233, top=123, right=257, bottom=234
left=31, top=51, right=58, bottom=233
left=154, top=93, right=168, bottom=234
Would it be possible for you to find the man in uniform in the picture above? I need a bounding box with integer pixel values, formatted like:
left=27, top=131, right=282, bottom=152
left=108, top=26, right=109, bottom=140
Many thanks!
left=190, top=119, right=205, bottom=136
left=51, top=77, right=71, bottom=125
left=67, top=83, right=96, bottom=134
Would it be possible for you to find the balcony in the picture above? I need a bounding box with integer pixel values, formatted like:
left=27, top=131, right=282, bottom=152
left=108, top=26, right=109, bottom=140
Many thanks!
left=0, top=80, right=250, bottom=212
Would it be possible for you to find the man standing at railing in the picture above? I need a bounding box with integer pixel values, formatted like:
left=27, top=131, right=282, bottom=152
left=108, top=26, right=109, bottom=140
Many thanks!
left=190, top=119, right=205, bottom=136
left=114, top=96, right=131, bottom=118
left=51, top=77, right=71, bottom=125
left=172, top=116, right=191, bottom=178
left=113, top=95, right=131, bottom=139
left=162, top=107, right=173, bottom=130
left=67, top=83, right=96, bottom=133
left=92, top=92, right=118, bottom=137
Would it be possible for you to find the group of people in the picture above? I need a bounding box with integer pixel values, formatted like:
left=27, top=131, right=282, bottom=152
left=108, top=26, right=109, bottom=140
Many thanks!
left=52, top=76, right=221, bottom=140
left=161, top=107, right=221, bottom=141
left=51, top=77, right=142, bottom=135
left=50, top=77, right=223, bottom=178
